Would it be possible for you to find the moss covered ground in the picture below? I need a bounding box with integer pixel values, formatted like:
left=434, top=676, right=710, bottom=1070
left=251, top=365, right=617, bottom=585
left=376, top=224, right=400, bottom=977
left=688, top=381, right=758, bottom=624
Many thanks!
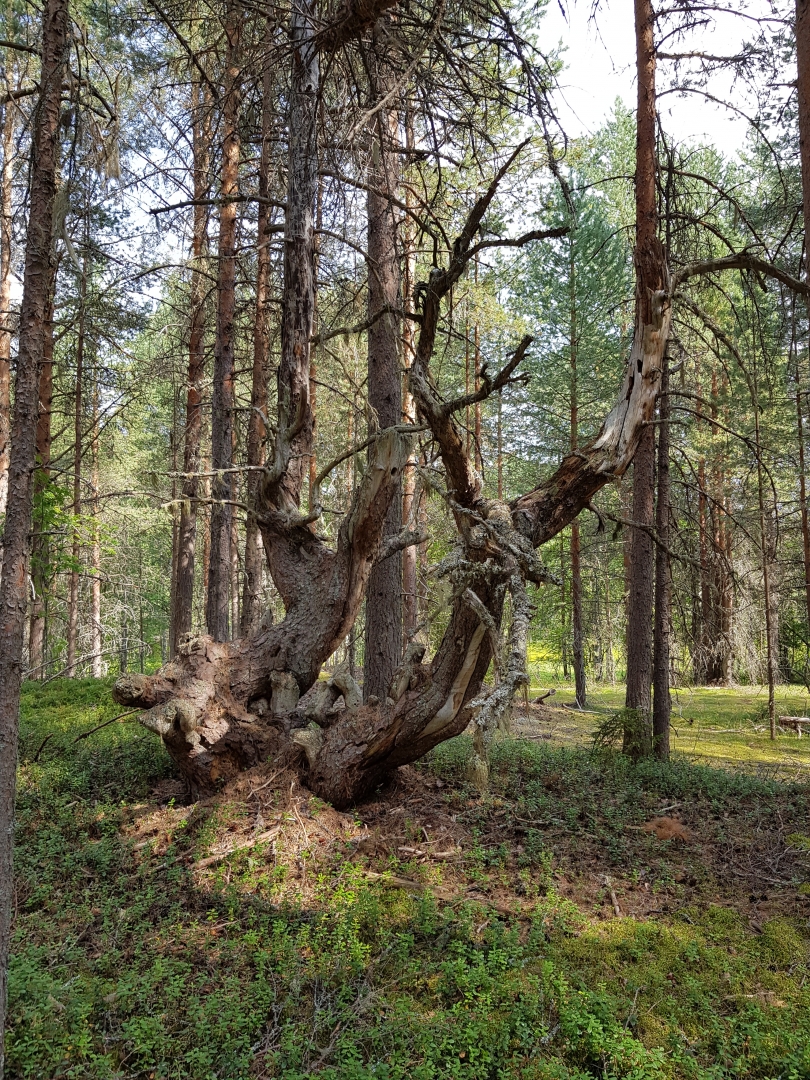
left=8, top=677, right=810, bottom=1079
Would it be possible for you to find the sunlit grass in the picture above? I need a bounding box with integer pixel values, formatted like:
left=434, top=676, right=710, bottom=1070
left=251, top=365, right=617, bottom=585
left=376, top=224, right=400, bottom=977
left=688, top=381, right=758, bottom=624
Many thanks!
left=525, top=660, right=810, bottom=777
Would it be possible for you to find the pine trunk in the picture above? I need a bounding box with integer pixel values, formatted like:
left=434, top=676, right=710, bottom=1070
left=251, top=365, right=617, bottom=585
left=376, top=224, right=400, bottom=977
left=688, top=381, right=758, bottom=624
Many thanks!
left=241, top=41, right=273, bottom=635
left=172, top=83, right=210, bottom=654
left=28, top=291, right=55, bottom=678
left=569, top=235, right=586, bottom=708
left=363, top=21, right=402, bottom=703
left=66, top=259, right=88, bottom=675
left=0, top=93, right=14, bottom=518
left=795, top=0, right=810, bottom=643
left=206, top=5, right=241, bottom=641
left=624, top=0, right=665, bottom=755
left=652, top=351, right=671, bottom=758
left=90, top=377, right=102, bottom=676
left=0, top=0, right=68, bottom=1065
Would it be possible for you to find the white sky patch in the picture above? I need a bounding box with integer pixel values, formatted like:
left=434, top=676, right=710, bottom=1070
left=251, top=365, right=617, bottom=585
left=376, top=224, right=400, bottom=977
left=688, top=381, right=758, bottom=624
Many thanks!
left=542, top=0, right=778, bottom=157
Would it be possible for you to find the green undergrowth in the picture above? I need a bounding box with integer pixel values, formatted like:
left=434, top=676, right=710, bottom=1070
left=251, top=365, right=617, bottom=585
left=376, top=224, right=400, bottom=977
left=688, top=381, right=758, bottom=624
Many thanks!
left=8, top=678, right=810, bottom=1079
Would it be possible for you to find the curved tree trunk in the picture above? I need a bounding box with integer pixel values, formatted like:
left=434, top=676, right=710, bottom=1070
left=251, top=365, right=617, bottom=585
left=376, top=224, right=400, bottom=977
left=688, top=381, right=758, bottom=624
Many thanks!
left=112, top=0, right=672, bottom=811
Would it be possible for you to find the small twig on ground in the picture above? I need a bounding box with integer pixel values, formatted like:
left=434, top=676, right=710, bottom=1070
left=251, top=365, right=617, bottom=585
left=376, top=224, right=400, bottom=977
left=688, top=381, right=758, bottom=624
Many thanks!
left=194, top=828, right=280, bottom=869
left=73, top=710, right=143, bottom=743
left=32, top=733, right=55, bottom=761
left=604, top=875, right=622, bottom=916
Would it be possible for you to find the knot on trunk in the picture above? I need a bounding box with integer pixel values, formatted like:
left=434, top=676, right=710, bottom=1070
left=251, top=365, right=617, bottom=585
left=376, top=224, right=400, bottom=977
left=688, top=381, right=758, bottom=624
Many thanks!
left=291, top=725, right=324, bottom=766
left=270, top=671, right=300, bottom=715
left=113, top=672, right=173, bottom=709
left=298, top=662, right=362, bottom=727
left=388, top=642, right=427, bottom=703
left=140, top=698, right=199, bottom=743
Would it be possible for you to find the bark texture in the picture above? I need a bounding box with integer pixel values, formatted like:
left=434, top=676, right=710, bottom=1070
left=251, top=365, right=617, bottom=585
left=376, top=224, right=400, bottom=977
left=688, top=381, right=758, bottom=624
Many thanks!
left=363, top=19, right=402, bottom=703
left=172, top=82, right=210, bottom=654
left=796, top=0, right=810, bottom=638
left=0, top=95, right=13, bottom=518
left=206, top=3, right=242, bottom=642
left=241, top=39, right=273, bottom=635
left=652, top=352, right=671, bottom=758
left=0, top=0, right=68, bottom=1067
left=28, top=290, right=55, bottom=677
left=623, top=0, right=663, bottom=748
left=569, top=234, right=586, bottom=709
left=66, top=257, right=87, bottom=675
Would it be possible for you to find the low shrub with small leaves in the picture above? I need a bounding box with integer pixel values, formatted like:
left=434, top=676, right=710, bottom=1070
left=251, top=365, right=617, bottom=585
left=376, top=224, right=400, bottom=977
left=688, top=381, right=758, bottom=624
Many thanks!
left=8, top=678, right=810, bottom=1078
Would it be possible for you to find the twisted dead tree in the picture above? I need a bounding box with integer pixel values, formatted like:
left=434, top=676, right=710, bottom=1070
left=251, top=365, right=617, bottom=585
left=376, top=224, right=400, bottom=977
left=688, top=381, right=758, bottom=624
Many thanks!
left=113, top=0, right=810, bottom=809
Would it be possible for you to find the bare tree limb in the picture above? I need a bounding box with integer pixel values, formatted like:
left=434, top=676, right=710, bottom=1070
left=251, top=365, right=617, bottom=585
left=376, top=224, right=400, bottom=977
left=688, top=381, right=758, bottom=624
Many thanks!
left=441, top=334, right=532, bottom=415
left=671, top=253, right=810, bottom=295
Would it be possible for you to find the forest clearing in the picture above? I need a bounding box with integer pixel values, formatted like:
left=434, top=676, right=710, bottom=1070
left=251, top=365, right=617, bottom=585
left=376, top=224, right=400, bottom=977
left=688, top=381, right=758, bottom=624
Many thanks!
left=4, top=0, right=810, bottom=1073
left=7, top=676, right=810, bottom=1078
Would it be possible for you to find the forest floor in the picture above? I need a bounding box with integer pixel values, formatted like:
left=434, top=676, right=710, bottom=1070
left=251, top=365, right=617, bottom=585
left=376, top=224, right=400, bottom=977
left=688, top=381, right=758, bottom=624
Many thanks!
left=521, top=673, right=810, bottom=780
left=8, top=677, right=810, bottom=1079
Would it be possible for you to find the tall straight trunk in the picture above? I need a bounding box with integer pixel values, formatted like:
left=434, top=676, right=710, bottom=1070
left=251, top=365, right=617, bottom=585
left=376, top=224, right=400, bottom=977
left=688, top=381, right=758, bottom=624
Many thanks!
left=28, top=290, right=55, bottom=677
left=605, top=568, right=616, bottom=685
left=473, top=255, right=482, bottom=474
left=798, top=382, right=810, bottom=636
left=753, top=350, right=777, bottom=737
left=363, top=21, right=402, bottom=703
left=169, top=415, right=178, bottom=649
left=569, top=235, right=586, bottom=708
left=230, top=464, right=240, bottom=634
left=66, top=257, right=88, bottom=675
left=560, top=534, right=569, bottom=680
left=0, top=0, right=68, bottom=1067
left=172, top=82, right=210, bottom=654
left=497, top=392, right=503, bottom=499
left=401, top=133, right=418, bottom=644
left=652, top=351, right=671, bottom=758
left=309, top=176, right=322, bottom=506
left=624, top=0, right=663, bottom=753
left=241, top=48, right=272, bottom=634
left=90, top=375, right=101, bottom=676
left=625, top=424, right=655, bottom=718
left=206, top=3, right=242, bottom=641
left=795, top=0, right=810, bottom=646
left=0, top=95, right=14, bottom=517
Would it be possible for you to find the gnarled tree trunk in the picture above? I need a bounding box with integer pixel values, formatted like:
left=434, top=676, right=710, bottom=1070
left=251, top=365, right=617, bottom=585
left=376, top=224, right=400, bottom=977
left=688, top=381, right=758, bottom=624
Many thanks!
left=113, top=0, right=673, bottom=811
